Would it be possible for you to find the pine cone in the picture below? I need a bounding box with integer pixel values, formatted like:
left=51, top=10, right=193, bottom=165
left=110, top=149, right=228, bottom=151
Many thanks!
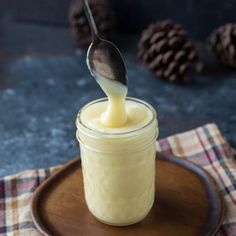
left=208, top=23, right=236, bottom=69
left=68, top=0, right=114, bottom=46
left=138, top=20, right=202, bottom=83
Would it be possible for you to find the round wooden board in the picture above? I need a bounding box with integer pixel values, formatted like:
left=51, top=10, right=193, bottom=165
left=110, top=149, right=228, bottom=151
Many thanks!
left=31, top=154, right=223, bottom=236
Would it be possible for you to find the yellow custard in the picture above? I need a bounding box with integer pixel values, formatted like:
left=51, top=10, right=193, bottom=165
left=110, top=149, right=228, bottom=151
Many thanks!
left=96, top=76, right=127, bottom=127
left=80, top=99, right=153, bottom=133
left=76, top=97, right=157, bottom=226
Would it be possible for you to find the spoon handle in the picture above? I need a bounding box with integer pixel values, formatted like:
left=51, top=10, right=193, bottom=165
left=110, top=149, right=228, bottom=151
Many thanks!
left=82, top=0, right=99, bottom=40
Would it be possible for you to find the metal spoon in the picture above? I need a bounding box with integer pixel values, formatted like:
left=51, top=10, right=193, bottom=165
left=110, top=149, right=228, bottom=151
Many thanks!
left=82, top=0, right=127, bottom=86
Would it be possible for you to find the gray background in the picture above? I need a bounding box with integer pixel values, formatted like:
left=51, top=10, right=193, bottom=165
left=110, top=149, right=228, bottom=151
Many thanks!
left=0, top=1, right=235, bottom=176
left=1, top=0, right=236, bottom=39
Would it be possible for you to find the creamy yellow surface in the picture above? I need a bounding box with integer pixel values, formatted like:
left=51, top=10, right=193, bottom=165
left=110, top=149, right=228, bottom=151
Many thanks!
left=80, top=99, right=153, bottom=133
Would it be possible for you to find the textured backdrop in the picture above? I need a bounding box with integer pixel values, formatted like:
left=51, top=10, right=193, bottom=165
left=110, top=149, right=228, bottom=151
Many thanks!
left=0, top=0, right=236, bottom=39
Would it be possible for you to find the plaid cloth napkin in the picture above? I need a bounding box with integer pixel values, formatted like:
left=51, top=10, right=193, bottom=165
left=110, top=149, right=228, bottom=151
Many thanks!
left=0, top=123, right=235, bottom=236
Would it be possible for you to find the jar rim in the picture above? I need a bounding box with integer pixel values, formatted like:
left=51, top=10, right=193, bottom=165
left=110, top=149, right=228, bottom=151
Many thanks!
left=76, top=97, right=157, bottom=138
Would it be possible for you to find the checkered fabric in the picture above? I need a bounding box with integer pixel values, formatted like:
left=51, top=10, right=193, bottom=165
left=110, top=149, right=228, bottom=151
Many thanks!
left=0, top=123, right=235, bottom=235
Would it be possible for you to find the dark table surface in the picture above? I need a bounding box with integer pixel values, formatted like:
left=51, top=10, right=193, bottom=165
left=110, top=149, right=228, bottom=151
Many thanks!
left=0, top=20, right=235, bottom=176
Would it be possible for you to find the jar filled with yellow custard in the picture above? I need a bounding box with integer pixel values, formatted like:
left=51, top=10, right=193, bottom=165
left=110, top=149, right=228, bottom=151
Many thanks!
left=76, top=97, right=158, bottom=226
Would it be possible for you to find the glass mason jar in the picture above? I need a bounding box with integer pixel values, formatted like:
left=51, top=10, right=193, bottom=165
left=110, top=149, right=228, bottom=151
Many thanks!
left=76, top=97, right=158, bottom=226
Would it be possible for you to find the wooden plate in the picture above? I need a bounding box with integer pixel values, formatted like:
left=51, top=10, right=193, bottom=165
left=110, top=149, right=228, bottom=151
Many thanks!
left=31, top=154, right=223, bottom=236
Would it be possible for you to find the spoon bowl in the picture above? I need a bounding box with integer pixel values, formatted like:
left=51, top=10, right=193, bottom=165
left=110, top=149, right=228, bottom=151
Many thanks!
left=87, top=37, right=127, bottom=85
